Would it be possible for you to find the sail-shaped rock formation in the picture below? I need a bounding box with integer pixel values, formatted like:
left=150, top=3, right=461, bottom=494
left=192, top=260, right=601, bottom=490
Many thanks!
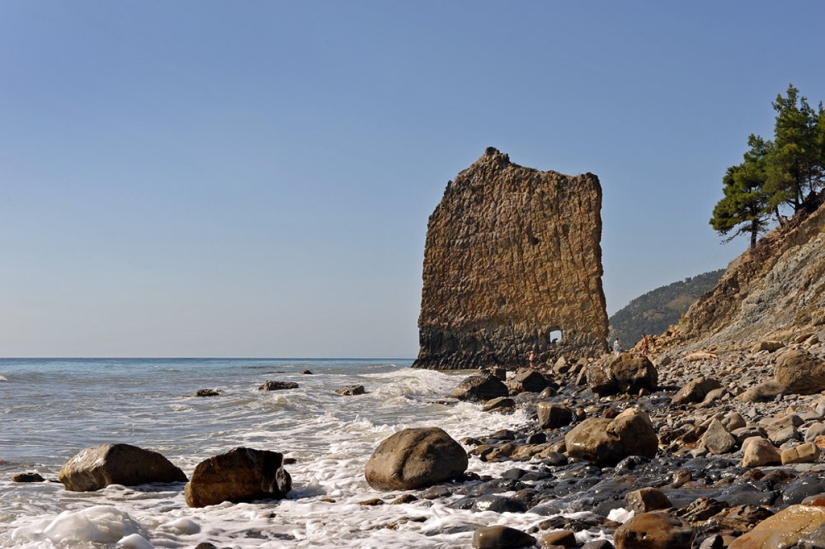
left=413, top=147, right=608, bottom=370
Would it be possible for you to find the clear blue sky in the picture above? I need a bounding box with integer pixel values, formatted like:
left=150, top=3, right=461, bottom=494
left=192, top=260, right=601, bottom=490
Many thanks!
left=2, top=1, right=824, bottom=357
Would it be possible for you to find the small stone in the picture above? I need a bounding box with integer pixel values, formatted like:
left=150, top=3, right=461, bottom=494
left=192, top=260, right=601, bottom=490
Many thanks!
left=781, top=442, right=821, bottom=465
left=358, top=498, right=384, bottom=506
left=258, top=380, right=299, bottom=391
left=539, top=386, right=558, bottom=398
left=472, top=525, right=536, bottom=549
left=11, top=472, right=44, bottom=483
left=390, top=493, right=418, bottom=504
left=540, top=529, right=577, bottom=548
left=625, top=487, right=673, bottom=514
left=334, top=385, right=365, bottom=396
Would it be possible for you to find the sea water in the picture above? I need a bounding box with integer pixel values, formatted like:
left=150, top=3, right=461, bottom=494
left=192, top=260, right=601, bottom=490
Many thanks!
left=0, top=358, right=600, bottom=549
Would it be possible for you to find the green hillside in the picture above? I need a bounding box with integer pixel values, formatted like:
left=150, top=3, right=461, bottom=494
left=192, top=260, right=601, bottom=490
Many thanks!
left=608, top=269, right=726, bottom=347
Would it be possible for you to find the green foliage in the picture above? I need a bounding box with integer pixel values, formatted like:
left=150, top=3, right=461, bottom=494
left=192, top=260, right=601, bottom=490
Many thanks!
left=608, top=269, right=725, bottom=347
left=711, top=85, right=825, bottom=247
left=710, top=135, right=771, bottom=248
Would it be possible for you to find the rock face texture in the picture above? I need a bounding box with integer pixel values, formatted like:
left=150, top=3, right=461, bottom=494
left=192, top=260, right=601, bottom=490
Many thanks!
left=413, top=148, right=608, bottom=370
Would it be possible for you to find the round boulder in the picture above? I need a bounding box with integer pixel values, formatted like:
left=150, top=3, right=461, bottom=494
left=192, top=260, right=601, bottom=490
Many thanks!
left=365, top=427, right=467, bottom=490
left=672, top=376, right=722, bottom=405
left=565, top=408, right=658, bottom=465
left=450, top=374, right=509, bottom=402
left=334, top=385, right=366, bottom=396
left=59, top=443, right=187, bottom=492
left=472, top=525, right=536, bottom=549
left=185, top=447, right=292, bottom=508
left=775, top=349, right=825, bottom=395
left=614, top=511, right=695, bottom=549
left=586, top=354, right=657, bottom=396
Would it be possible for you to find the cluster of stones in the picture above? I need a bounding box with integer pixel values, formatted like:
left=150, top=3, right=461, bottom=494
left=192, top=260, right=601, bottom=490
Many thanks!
left=358, top=334, right=825, bottom=549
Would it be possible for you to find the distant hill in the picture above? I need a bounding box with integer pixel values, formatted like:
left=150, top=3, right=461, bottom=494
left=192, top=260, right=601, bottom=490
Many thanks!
left=608, top=269, right=726, bottom=348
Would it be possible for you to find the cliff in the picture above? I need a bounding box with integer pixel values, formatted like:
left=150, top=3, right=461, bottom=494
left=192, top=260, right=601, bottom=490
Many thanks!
left=413, top=147, right=608, bottom=370
left=659, top=192, right=825, bottom=353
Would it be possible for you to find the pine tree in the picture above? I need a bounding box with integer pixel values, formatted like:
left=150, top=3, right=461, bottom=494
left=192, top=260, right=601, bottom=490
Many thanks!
left=710, top=135, right=771, bottom=249
left=764, top=85, right=824, bottom=212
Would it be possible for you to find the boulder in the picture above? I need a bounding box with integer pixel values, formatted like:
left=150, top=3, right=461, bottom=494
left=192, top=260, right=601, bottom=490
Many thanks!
left=625, top=487, right=673, bottom=514
left=365, top=427, right=467, bottom=490
left=59, top=443, right=186, bottom=492
left=12, top=472, right=44, bottom=483
left=509, top=368, right=550, bottom=393
left=742, top=439, right=782, bottom=468
left=752, top=340, right=785, bottom=353
left=185, top=447, right=292, bottom=508
left=781, top=442, right=821, bottom=465
left=537, top=402, right=573, bottom=429
left=614, top=511, right=695, bottom=549
left=586, top=354, right=657, bottom=396
left=672, top=376, right=722, bottom=405
left=450, top=374, right=509, bottom=402
left=739, top=381, right=786, bottom=402
left=729, top=505, right=825, bottom=549
left=334, top=385, right=366, bottom=396
left=565, top=408, right=658, bottom=465
left=194, top=389, right=220, bottom=397
left=540, top=530, right=577, bottom=548
left=258, top=380, right=299, bottom=391
left=482, top=397, right=515, bottom=413
left=471, top=525, right=536, bottom=549
left=775, top=349, right=825, bottom=395
left=701, top=419, right=737, bottom=455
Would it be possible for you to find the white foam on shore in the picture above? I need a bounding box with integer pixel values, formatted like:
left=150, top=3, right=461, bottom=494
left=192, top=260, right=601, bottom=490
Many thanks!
left=1, top=363, right=581, bottom=548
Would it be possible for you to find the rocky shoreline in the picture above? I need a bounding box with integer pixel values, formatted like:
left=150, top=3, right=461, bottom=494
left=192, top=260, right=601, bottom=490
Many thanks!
left=406, top=335, right=825, bottom=549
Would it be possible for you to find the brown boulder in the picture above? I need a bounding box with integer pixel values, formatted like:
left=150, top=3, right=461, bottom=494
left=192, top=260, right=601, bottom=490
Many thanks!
left=472, top=525, right=536, bottom=549
left=586, top=354, right=657, bottom=396
left=614, top=511, right=695, bottom=549
left=258, top=380, right=299, bottom=391
left=738, top=381, right=786, bottom=402
left=185, top=447, right=291, bottom=508
left=59, top=443, right=186, bottom=492
left=334, top=385, right=366, bottom=396
left=729, top=504, right=825, bottom=549
left=672, top=376, right=722, bottom=405
left=565, top=408, right=658, bottom=465
left=451, top=374, right=509, bottom=402
left=775, top=349, right=825, bottom=395
left=625, top=487, right=673, bottom=514
left=741, top=438, right=782, bottom=468
left=509, top=368, right=550, bottom=393
left=365, top=427, right=467, bottom=490
left=537, top=402, right=573, bottom=429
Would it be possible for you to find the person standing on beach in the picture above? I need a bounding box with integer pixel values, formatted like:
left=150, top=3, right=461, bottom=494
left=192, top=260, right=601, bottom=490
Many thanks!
left=528, top=350, right=535, bottom=368
left=641, top=334, right=649, bottom=357
left=613, top=339, right=620, bottom=357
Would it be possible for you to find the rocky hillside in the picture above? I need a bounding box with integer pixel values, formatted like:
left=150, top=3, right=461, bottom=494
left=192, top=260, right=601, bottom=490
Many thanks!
left=657, top=192, right=825, bottom=354
left=608, top=269, right=725, bottom=347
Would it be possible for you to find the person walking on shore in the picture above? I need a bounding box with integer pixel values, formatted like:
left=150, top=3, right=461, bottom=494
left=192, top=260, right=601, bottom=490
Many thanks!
left=613, top=338, right=621, bottom=357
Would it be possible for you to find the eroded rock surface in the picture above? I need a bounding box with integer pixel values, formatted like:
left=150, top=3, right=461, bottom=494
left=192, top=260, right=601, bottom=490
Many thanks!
left=414, top=148, right=607, bottom=370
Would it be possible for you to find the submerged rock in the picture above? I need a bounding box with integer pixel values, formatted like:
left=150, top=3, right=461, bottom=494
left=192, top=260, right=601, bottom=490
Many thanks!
left=450, top=374, right=509, bottom=402
left=59, top=443, right=186, bottom=492
left=365, top=427, right=467, bottom=490
left=334, top=385, right=366, bottom=396
left=257, top=380, right=299, bottom=391
left=185, top=447, right=292, bottom=508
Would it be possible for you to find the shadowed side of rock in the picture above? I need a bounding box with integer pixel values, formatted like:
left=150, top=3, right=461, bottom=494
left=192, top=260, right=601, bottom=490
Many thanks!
left=413, top=148, right=608, bottom=370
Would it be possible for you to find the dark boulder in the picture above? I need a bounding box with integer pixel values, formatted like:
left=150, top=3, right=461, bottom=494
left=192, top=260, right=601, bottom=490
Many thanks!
left=258, top=380, right=299, bottom=391
left=450, top=374, right=509, bottom=402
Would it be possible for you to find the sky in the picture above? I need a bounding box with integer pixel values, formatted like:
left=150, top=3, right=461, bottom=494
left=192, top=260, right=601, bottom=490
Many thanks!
left=2, top=1, right=825, bottom=358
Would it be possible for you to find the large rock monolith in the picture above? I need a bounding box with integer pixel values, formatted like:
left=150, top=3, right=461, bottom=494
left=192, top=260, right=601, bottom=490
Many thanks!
left=59, top=443, right=187, bottom=492
left=185, top=447, right=292, bottom=508
left=365, top=427, right=467, bottom=490
left=413, top=148, right=608, bottom=370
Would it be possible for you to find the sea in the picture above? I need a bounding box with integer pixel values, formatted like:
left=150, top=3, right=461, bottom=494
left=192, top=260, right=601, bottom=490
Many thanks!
left=0, top=358, right=612, bottom=549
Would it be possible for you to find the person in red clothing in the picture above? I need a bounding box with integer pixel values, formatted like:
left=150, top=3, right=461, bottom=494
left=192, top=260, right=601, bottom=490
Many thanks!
left=528, top=350, right=535, bottom=368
